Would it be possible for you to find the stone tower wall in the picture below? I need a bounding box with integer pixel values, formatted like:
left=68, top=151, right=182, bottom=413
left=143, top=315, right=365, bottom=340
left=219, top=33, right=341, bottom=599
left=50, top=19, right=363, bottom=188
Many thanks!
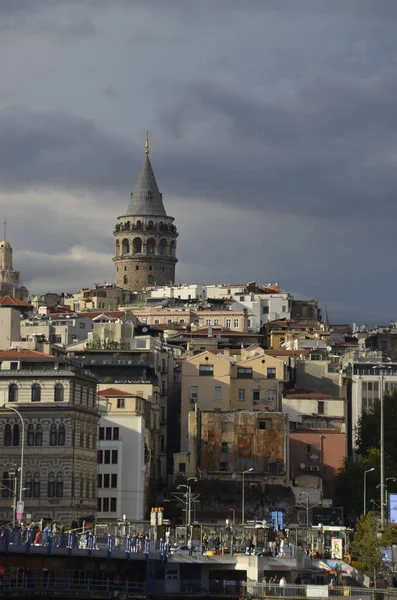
left=115, top=257, right=176, bottom=290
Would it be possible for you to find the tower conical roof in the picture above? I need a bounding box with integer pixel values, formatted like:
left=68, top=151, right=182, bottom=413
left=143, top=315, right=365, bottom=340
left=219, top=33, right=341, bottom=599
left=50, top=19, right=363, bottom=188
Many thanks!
left=126, top=135, right=167, bottom=217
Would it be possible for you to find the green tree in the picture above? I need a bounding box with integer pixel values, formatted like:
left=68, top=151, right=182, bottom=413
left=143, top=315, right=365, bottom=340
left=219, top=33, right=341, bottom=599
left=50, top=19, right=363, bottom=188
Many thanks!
left=335, top=448, right=397, bottom=522
left=356, top=391, right=397, bottom=461
left=353, top=512, right=383, bottom=575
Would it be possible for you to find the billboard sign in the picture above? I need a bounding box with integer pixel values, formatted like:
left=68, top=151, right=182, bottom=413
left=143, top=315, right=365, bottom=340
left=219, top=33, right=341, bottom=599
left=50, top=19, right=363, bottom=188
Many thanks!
left=389, top=493, right=397, bottom=524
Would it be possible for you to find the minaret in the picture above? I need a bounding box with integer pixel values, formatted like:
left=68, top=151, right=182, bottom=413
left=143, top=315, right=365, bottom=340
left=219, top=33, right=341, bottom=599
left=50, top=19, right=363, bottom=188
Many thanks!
left=113, top=135, right=178, bottom=291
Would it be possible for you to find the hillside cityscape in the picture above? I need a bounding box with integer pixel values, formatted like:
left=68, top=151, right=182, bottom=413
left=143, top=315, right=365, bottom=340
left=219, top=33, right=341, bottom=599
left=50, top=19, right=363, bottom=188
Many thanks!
left=2, top=1, right=397, bottom=598
left=0, top=137, right=396, bottom=597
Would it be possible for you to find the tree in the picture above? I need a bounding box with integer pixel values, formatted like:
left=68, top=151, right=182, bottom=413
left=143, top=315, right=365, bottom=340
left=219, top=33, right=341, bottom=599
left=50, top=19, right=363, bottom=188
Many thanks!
left=335, top=448, right=397, bottom=522
left=353, top=512, right=383, bottom=576
left=356, top=391, right=397, bottom=462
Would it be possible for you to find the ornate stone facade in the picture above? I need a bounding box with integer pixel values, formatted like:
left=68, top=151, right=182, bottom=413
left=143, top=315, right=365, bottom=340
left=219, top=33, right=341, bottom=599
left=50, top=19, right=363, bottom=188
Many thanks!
left=0, top=350, right=99, bottom=525
left=113, top=136, right=178, bottom=291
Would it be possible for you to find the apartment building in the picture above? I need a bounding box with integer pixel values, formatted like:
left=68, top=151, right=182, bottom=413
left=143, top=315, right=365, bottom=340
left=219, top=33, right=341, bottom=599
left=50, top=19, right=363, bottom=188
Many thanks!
left=0, top=350, right=99, bottom=525
left=179, top=348, right=289, bottom=453
left=97, top=388, right=158, bottom=521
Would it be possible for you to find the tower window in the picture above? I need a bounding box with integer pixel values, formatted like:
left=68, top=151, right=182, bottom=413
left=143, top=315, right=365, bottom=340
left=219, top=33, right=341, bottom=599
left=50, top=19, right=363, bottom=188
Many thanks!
left=133, top=237, right=142, bottom=253
left=148, top=275, right=154, bottom=285
left=124, top=276, right=128, bottom=284
left=124, top=266, right=127, bottom=271
left=149, top=266, right=152, bottom=271
left=147, top=191, right=152, bottom=199
left=136, top=266, right=139, bottom=271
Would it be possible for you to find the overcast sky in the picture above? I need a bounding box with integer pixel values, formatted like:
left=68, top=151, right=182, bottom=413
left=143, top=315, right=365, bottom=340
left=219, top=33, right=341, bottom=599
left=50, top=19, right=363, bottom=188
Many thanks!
left=1, top=0, right=397, bottom=324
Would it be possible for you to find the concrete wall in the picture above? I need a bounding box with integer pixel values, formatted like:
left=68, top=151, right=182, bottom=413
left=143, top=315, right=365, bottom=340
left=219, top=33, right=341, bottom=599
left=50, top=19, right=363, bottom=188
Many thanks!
left=0, top=308, right=20, bottom=349
left=296, top=361, right=342, bottom=397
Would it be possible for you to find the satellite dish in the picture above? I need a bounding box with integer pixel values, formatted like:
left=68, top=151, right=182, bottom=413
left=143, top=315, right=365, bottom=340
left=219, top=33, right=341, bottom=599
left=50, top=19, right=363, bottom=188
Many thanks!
left=300, top=463, right=306, bottom=470
left=231, top=473, right=237, bottom=480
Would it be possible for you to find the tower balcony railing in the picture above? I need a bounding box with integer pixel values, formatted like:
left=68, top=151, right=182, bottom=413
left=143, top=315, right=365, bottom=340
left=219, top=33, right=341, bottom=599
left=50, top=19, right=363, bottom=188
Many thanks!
left=114, top=223, right=177, bottom=234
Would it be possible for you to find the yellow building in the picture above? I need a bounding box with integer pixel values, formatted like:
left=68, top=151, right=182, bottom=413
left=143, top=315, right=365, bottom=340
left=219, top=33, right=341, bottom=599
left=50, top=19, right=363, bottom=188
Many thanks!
left=264, top=319, right=330, bottom=350
left=179, top=347, right=288, bottom=458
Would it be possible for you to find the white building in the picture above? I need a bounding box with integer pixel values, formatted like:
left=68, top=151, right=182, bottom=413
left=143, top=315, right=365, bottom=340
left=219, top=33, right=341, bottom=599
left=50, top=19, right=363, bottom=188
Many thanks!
left=97, top=388, right=156, bottom=521
left=20, top=314, right=93, bottom=346
left=282, top=391, right=347, bottom=432
left=343, top=351, right=397, bottom=450
left=149, top=284, right=207, bottom=301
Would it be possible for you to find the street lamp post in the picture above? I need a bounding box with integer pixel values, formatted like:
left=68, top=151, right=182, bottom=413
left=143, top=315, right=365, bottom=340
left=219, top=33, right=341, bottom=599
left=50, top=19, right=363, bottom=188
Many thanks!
left=176, top=477, right=198, bottom=542
left=364, top=468, right=375, bottom=515
left=2, top=404, right=25, bottom=513
left=229, top=508, right=235, bottom=527
left=242, top=468, right=253, bottom=526
left=374, top=364, right=391, bottom=529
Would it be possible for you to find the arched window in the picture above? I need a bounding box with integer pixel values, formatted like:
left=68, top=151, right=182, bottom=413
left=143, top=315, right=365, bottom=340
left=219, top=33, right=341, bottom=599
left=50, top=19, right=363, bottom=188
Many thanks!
left=159, top=239, right=167, bottom=255
left=35, top=424, right=43, bottom=447
left=170, top=240, right=176, bottom=257
left=31, top=383, right=41, bottom=402
left=159, top=221, right=164, bottom=230
left=58, top=424, right=65, bottom=446
left=8, top=384, right=17, bottom=403
left=133, top=237, right=142, bottom=254
left=146, top=238, right=156, bottom=255
left=54, top=383, right=64, bottom=402
left=12, top=424, right=19, bottom=446
left=125, top=221, right=131, bottom=230
left=33, top=472, right=40, bottom=498
left=136, top=220, right=142, bottom=229
left=25, top=472, right=32, bottom=499
left=136, top=265, right=139, bottom=271
left=86, top=433, right=90, bottom=449
left=2, top=472, right=11, bottom=498
left=4, top=424, right=11, bottom=446
left=27, top=424, right=35, bottom=446
left=121, top=238, right=130, bottom=255
left=148, top=275, right=155, bottom=285
left=56, top=472, right=63, bottom=498
left=50, top=424, right=58, bottom=446
left=123, top=275, right=128, bottom=284
left=147, top=220, right=154, bottom=229
left=115, top=239, right=120, bottom=258
left=48, top=472, right=55, bottom=498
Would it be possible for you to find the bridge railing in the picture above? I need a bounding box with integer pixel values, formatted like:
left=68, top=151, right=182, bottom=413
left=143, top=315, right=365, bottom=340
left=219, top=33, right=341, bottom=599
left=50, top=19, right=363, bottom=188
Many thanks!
left=0, top=575, right=242, bottom=596
left=0, top=528, right=165, bottom=557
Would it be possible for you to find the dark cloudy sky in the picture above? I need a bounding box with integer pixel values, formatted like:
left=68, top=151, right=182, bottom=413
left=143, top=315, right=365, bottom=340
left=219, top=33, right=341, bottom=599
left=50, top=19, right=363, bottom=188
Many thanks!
left=1, top=0, right=397, bottom=324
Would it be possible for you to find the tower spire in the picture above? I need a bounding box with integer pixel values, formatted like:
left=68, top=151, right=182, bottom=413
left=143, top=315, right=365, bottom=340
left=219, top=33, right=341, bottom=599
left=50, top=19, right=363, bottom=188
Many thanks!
left=145, top=131, right=149, bottom=156
left=3, top=218, right=6, bottom=242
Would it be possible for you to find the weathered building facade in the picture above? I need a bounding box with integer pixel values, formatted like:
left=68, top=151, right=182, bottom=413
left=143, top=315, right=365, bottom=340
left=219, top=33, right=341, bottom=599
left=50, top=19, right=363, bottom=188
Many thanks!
left=0, top=350, right=99, bottom=525
left=113, top=136, right=178, bottom=292
left=175, top=410, right=289, bottom=481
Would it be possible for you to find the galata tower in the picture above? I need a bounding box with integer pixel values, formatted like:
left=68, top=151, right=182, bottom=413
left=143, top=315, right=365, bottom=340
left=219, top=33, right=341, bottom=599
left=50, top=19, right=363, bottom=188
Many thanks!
left=114, top=135, right=178, bottom=291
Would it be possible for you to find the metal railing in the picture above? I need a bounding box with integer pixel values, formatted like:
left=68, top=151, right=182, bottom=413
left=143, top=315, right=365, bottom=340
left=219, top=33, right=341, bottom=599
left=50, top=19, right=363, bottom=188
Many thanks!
left=0, top=575, right=241, bottom=597
left=241, top=583, right=397, bottom=598
left=0, top=529, right=164, bottom=558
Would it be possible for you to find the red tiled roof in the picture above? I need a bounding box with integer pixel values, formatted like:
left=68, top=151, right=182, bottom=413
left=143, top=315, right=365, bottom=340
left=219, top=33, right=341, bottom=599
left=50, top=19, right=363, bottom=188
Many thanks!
left=0, top=296, right=32, bottom=307
left=192, top=328, right=260, bottom=337
left=98, top=387, right=139, bottom=397
left=285, top=391, right=336, bottom=400
left=0, top=350, right=56, bottom=360
left=265, top=349, right=310, bottom=356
